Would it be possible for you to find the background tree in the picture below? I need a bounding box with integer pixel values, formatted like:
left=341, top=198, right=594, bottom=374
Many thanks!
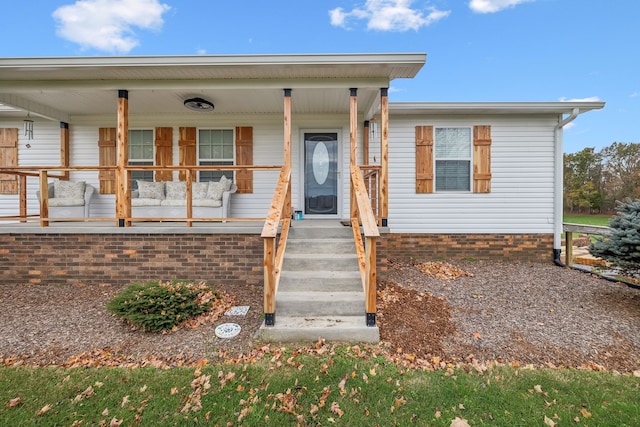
left=564, top=142, right=640, bottom=213
left=563, top=147, right=603, bottom=213
left=600, top=142, right=640, bottom=209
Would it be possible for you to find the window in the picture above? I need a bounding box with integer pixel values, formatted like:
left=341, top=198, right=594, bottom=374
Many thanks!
left=128, top=129, right=154, bottom=188
left=198, top=129, right=234, bottom=182
left=434, top=127, right=471, bottom=191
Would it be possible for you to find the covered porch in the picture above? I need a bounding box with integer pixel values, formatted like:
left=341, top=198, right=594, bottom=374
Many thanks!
left=0, top=53, right=426, bottom=333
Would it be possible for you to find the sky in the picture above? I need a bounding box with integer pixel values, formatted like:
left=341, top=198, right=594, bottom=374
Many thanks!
left=1, top=0, right=638, bottom=153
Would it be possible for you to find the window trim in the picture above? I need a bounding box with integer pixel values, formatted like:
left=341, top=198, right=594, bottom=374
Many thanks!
left=128, top=128, right=155, bottom=186
left=433, top=126, right=473, bottom=193
left=197, top=128, right=236, bottom=182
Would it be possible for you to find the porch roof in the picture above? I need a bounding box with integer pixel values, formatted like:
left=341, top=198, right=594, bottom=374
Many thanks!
left=0, top=52, right=426, bottom=122
left=389, top=101, right=606, bottom=115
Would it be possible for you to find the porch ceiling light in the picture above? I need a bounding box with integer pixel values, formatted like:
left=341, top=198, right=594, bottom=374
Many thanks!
left=184, top=97, right=214, bottom=112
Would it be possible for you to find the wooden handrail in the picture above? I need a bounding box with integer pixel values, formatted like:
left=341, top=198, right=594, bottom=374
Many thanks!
left=261, top=166, right=292, bottom=326
left=350, top=165, right=379, bottom=327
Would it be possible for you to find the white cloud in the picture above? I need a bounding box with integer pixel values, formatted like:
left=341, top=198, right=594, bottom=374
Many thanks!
left=469, top=0, right=534, bottom=14
left=53, top=0, right=171, bottom=53
left=330, top=0, right=450, bottom=31
left=559, top=96, right=602, bottom=102
left=630, top=92, right=639, bottom=98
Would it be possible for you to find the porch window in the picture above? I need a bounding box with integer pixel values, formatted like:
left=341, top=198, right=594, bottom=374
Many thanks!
left=198, top=129, right=234, bottom=182
left=434, top=127, right=471, bottom=192
left=128, top=129, right=154, bottom=189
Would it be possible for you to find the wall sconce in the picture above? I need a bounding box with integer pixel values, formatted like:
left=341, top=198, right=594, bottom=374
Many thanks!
left=23, top=113, right=34, bottom=140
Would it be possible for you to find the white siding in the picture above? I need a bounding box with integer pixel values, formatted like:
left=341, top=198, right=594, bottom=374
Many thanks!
left=387, top=114, right=559, bottom=234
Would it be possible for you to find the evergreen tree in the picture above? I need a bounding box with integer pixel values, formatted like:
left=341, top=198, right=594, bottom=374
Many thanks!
left=589, top=198, right=640, bottom=275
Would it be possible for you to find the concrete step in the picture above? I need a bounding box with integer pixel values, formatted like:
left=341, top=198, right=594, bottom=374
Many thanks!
left=256, top=315, right=379, bottom=343
left=286, top=238, right=355, bottom=254
left=279, top=270, right=362, bottom=292
left=288, top=226, right=353, bottom=239
left=276, top=291, right=364, bottom=316
left=283, top=253, right=359, bottom=271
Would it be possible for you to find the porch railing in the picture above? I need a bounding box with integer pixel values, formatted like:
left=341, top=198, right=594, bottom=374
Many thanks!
left=563, top=223, right=611, bottom=267
left=260, top=166, right=292, bottom=326
left=350, top=164, right=380, bottom=327
left=0, top=165, right=282, bottom=226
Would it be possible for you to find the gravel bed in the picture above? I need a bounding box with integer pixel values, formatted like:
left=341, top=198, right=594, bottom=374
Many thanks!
left=2, top=261, right=640, bottom=372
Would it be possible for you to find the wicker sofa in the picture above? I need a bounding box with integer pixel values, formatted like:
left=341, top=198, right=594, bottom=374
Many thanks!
left=131, top=176, right=236, bottom=220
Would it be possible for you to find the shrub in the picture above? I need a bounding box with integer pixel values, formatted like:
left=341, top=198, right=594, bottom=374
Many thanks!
left=107, top=280, right=217, bottom=332
left=589, top=198, right=640, bottom=276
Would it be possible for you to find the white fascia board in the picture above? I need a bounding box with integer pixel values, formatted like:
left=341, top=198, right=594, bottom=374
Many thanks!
left=389, top=101, right=606, bottom=115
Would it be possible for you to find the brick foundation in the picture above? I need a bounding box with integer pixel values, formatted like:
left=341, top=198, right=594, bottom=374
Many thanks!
left=380, top=233, right=554, bottom=265
left=0, top=233, right=263, bottom=286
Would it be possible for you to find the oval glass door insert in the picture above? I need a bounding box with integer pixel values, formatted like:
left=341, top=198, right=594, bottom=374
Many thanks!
left=312, top=142, right=330, bottom=185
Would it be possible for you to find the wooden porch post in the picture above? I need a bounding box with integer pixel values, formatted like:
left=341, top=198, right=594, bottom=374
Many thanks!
left=60, top=122, right=70, bottom=181
left=349, top=88, right=358, bottom=220
left=380, top=88, right=389, bottom=226
left=116, top=90, right=130, bottom=227
left=283, top=89, right=292, bottom=219
left=19, top=175, right=26, bottom=222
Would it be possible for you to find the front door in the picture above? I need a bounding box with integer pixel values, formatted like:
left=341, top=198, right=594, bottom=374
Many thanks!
left=303, top=132, right=339, bottom=216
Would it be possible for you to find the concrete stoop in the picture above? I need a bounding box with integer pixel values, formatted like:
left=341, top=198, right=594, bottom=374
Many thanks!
left=256, top=220, right=379, bottom=343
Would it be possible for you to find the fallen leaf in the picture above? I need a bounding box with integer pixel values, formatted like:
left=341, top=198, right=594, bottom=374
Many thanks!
left=6, top=397, right=22, bottom=408
left=36, top=404, right=52, bottom=416
left=473, top=332, right=482, bottom=340
left=330, top=401, right=344, bottom=418
left=544, top=415, right=555, bottom=426
left=120, top=395, right=129, bottom=408
left=534, top=384, right=548, bottom=396
left=580, top=408, right=592, bottom=419
left=435, top=410, right=442, bottom=419
left=109, top=418, right=123, bottom=427
left=102, top=408, right=109, bottom=416
left=450, top=416, right=471, bottom=427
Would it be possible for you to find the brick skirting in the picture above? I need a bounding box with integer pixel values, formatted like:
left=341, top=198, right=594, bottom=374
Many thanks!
left=0, top=233, right=263, bottom=286
left=379, top=233, right=554, bottom=266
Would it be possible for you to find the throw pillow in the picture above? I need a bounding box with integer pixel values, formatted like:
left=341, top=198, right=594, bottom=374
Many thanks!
left=165, top=181, right=187, bottom=200
left=53, top=180, right=85, bottom=199
left=206, top=181, right=225, bottom=201
left=192, top=182, right=209, bottom=200
left=219, top=174, right=232, bottom=191
left=137, top=181, right=165, bottom=200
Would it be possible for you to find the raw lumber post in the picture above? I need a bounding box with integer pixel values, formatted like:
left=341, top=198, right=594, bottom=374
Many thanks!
left=264, top=237, right=276, bottom=326
left=39, top=170, right=49, bottom=227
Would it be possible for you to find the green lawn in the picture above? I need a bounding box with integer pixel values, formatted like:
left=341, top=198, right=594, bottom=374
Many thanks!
left=564, top=214, right=612, bottom=227
left=2, top=348, right=639, bottom=426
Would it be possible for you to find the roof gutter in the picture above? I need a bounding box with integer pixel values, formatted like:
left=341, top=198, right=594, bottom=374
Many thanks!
left=553, top=107, right=580, bottom=266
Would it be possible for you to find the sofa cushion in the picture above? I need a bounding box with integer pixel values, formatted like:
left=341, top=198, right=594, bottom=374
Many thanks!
left=160, top=199, right=187, bottom=207
left=165, top=181, right=186, bottom=200
left=193, top=199, right=223, bottom=208
left=53, top=180, right=85, bottom=199
left=132, top=198, right=162, bottom=207
left=49, top=197, right=85, bottom=207
left=192, top=182, right=209, bottom=200
left=137, top=181, right=165, bottom=200
left=206, top=181, right=225, bottom=201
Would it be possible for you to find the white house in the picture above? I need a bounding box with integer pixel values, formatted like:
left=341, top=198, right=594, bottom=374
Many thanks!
left=0, top=53, right=604, bottom=332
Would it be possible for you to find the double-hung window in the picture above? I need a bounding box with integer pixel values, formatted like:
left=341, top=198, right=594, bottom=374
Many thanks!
left=434, top=127, right=472, bottom=192
left=128, top=129, right=154, bottom=188
left=198, top=129, right=234, bottom=182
